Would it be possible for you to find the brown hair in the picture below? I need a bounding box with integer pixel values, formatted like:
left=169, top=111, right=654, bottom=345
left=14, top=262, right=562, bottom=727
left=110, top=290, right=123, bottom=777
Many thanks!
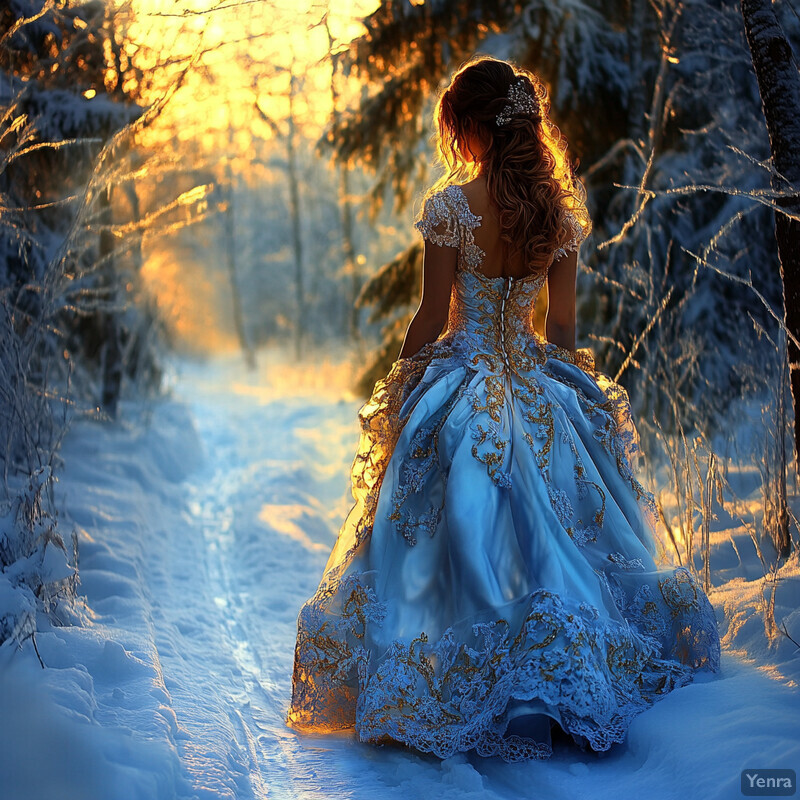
left=426, top=55, right=591, bottom=273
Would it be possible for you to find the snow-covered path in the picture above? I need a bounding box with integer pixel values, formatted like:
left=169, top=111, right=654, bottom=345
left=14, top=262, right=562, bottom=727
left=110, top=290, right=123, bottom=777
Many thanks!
left=8, top=355, right=798, bottom=800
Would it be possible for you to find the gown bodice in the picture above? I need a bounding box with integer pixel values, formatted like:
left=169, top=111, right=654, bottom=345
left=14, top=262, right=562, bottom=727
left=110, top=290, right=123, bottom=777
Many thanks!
left=404, top=183, right=600, bottom=497
left=446, top=270, right=545, bottom=376
left=413, top=182, right=593, bottom=377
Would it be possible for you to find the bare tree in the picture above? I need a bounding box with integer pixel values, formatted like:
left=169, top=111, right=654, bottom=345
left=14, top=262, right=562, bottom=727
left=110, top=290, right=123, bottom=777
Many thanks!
left=324, top=15, right=363, bottom=350
left=254, top=61, right=309, bottom=360
left=223, top=108, right=256, bottom=369
left=286, top=62, right=307, bottom=360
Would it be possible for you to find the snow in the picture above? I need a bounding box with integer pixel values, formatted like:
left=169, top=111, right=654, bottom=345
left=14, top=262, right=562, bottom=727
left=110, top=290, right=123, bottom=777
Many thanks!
left=1, top=351, right=798, bottom=800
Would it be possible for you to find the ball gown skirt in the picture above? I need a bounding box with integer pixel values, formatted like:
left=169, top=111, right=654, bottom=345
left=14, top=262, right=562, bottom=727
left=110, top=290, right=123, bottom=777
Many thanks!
left=286, top=189, right=721, bottom=763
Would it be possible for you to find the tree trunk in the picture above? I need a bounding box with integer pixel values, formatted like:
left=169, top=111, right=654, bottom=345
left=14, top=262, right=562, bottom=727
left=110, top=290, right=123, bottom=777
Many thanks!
left=626, top=0, right=649, bottom=147
left=99, top=184, right=122, bottom=418
left=326, top=17, right=363, bottom=348
left=223, top=153, right=255, bottom=370
left=741, top=0, right=800, bottom=556
left=287, top=69, right=305, bottom=361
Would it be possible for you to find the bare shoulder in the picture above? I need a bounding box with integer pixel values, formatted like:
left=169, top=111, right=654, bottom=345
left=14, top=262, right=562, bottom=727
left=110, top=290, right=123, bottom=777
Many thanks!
left=458, top=176, right=488, bottom=204
left=457, top=176, right=497, bottom=220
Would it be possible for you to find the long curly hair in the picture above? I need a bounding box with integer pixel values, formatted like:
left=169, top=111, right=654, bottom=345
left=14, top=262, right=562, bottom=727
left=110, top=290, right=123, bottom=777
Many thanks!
left=425, top=55, right=591, bottom=274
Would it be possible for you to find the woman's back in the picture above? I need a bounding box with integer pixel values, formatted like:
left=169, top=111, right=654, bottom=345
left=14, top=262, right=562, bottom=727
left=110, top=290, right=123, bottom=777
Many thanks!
left=459, top=176, right=534, bottom=281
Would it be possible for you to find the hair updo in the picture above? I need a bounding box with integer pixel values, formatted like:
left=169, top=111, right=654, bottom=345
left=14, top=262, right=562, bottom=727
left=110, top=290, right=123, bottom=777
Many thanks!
left=427, top=55, right=591, bottom=274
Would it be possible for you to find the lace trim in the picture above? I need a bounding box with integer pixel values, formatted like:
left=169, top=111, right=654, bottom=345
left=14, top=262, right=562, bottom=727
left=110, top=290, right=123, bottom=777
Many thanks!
left=551, top=210, right=589, bottom=263
left=414, top=185, right=486, bottom=272
left=417, top=185, right=588, bottom=276
left=541, top=338, right=596, bottom=374
left=288, top=567, right=721, bottom=762
left=607, top=552, right=646, bottom=571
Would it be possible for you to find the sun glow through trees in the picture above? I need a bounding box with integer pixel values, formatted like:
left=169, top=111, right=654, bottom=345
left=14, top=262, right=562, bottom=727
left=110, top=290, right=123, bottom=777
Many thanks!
left=124, top=0, right=379, bottom=352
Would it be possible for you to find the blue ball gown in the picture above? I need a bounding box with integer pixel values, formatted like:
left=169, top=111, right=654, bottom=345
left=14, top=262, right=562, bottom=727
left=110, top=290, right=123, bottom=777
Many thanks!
left=287, top=183, right=721, bottom=762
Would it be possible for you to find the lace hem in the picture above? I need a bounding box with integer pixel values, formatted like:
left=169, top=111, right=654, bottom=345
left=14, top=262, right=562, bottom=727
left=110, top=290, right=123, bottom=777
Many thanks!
left=288, top=567, right=721, bottom=762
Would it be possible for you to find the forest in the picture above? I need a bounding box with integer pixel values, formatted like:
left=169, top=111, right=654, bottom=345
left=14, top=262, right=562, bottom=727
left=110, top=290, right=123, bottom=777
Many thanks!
left=0, top=0, right=798, bottom=798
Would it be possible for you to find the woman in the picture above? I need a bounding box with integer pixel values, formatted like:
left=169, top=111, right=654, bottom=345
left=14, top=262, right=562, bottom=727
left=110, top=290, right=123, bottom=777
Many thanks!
left=287, top=55, right=721, bottom=762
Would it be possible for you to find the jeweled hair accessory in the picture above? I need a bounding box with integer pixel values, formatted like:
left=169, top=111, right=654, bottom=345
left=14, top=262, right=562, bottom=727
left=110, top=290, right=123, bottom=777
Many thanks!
left=496, top=78, right=539, bottom=126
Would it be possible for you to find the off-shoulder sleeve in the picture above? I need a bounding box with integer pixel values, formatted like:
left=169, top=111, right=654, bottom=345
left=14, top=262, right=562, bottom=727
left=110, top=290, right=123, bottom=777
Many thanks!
left=414, top=189, right=461, bottom=248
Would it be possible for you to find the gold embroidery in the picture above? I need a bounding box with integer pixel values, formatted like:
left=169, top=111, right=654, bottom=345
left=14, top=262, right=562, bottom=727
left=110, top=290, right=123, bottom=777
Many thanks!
left=287, top=184, right=720, bottom=760
left=658, top=570, right=699, bottom=617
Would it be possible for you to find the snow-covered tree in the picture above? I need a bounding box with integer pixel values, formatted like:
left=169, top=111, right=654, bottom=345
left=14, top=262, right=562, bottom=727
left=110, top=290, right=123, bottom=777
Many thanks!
left=332, top=0, right=792, bottom=446
left=0, top=0, right=149, bottom=651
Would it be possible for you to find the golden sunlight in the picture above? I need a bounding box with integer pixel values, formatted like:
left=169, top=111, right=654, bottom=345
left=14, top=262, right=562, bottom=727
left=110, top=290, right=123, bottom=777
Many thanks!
left=127, top=0, right=379, bottom=148
left=258, top=503, right=329, bottom=552
left=123, top=0, right=379, bottom=353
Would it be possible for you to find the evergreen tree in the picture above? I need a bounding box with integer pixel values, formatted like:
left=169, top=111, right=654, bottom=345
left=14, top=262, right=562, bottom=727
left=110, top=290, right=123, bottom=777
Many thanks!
left=330, top=0, right=791, bottom=450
